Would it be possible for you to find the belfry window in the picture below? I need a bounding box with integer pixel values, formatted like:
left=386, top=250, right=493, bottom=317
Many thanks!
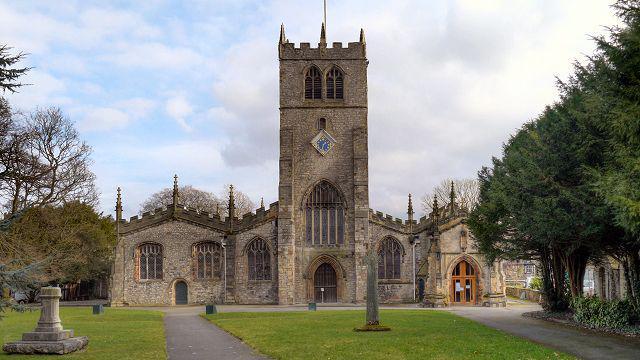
left=305, top=181, right=345, bottom=246
left=378, top=237, right=402, bottom=280
left=247, top=238, right=271, bottom=280
left=326, top=67, right=344, bottom=99
left=317, top=117, right=327, bottom=130
left=193, top=242, right=222, bottom=279
left=138, top=243, right=163, bottom=280
left=305, top=66, right=322, bottom=99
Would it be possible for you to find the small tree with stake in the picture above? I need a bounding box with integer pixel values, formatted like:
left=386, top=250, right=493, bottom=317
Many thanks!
left=355, top=248, right=390, bottom=331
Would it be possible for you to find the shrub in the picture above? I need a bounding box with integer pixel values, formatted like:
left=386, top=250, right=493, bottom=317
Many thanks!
left=571, top=296, right=635, bottom=330
left=528, top=277, right=542, bottom=291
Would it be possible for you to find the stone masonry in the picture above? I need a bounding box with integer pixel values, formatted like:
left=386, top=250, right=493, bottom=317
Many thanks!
left=109, top=24, right=506, bottom=307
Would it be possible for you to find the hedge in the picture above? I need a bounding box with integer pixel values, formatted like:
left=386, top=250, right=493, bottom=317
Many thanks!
left=571, top=296, right=636, bottom=330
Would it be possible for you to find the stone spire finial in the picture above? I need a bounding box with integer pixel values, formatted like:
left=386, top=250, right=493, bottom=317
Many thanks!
left=172, top=174, right=179, bottom=209
left=320, top=22, right=327, bottom=46
left=115, top=187, right=122, bottom=221
left=360, top=28, right=366, bottom=44
left=279, top=23, right=286, bottom=44
left=432, top=194, right=439, bottom=219
left=228, top=184, right=235, bottom=219
left=260, top=197, right=265, bottom=209
left=449, top=180, right=456, bottom=212
left=407, top=193, right=414, bottom=222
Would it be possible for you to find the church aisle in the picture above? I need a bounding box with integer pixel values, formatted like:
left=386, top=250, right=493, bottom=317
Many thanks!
left=163, top=307, right=268, bottom=360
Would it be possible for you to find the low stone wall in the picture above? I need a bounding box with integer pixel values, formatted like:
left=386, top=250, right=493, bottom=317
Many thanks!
left=506, top=286, right=542, bottom=303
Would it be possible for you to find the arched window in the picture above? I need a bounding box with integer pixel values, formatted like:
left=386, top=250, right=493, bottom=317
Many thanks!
left=305, top=181, right=344, bottom=246
left=326, top=67, right=344, bottom=99
left=378, top=237, right=402, bottom=280
left=193, top=242, right=222, bottom=279
left=317, top=117, right=327, bottom=130
left=247, top=238, right=271, bottom=280
left=305, top=66, right=322, bottom=99
left=138, top=243, right=163, bottom=280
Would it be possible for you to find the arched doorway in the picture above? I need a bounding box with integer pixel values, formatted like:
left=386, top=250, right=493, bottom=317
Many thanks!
left=314, top=263, right=337, bottom=303
left=451, top=260, right=476, bottom=305
left=175, top=281, right=188, bottom=305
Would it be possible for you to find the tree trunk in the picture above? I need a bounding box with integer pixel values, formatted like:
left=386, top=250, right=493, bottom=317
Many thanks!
left=365, top=250, right=379, bottom=326
left=559, top=247, right=589, bottom=297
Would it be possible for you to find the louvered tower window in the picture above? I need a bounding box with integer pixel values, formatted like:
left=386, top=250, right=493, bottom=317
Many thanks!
left=138, top=243, right=163, bottom=280
left=247, top=238, right=271, bottom=280
left=378, top=237, right=403, bottom=280
left=326, top=67, right=344, bottom=99
left=305, top=181, right=345, bottom=246
left=193, top=242, right=222, bottom=279
left=305, top=66, right=322, bottom=99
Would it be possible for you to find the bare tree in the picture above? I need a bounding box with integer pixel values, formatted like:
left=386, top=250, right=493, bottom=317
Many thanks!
left=141, top=185, right=222, bottom=214
left=421, top=178, right=480, bottom=214
left=0, top=107, right=98, bottom=214
left=140, top=184, right=257, bottom=218
left=220, top=184, right=257, bottom=218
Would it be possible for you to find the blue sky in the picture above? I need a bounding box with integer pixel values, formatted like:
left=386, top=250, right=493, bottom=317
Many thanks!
left=1, top=0, right=619, bottom=218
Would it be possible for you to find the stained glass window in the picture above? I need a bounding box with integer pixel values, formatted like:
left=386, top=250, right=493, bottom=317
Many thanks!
left=193, top=242, right=222, bottom=279
left=138, top=243, right=163, bottom=280
left=378, top=237, right=402, bottom=279
left=247, top=238, right=271, bottom=280
left=305, top=181, right=344, bottom=246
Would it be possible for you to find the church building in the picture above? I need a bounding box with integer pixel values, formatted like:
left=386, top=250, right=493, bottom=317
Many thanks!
left=110, top=24, right=507, bottom=307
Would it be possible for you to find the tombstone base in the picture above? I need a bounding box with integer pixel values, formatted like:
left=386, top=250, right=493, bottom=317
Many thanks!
left=3, top=336, right=88, bottom=355
left=22, top=329, right=73, bottom=341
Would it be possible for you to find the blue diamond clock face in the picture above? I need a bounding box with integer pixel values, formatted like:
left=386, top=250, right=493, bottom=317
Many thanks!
left=311, top=130, right=336, bottom=156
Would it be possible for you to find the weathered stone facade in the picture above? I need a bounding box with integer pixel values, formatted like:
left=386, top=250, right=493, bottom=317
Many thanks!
left=109, top=25, right=506, bottom=307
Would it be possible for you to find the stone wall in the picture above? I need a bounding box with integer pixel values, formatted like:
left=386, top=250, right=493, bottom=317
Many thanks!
left=233, top=220, right=279, bottom=304
left=369, top=221, right=414, bottom=303
left=113, top=220, right=226, bottom=305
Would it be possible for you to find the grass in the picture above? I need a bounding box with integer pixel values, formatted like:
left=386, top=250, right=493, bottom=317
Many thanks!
left=205, top=310, right=573, bottom=360
left=0, top=307, right=166, bottom=359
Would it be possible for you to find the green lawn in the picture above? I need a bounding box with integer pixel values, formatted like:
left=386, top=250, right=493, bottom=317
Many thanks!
left=205, top=310, right=573, bottom=360
left=0, top=307, right=166, bottom=359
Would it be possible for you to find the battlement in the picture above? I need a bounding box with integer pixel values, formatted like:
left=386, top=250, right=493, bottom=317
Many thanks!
left=278, top=24, right=366, bottom=60
left=235, top=201, right=279, bottom=231
left=279, top=41, right=366, bottom=60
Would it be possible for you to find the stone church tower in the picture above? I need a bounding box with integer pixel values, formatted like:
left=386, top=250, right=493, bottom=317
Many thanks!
left=277, top=24, right=369, bottom=304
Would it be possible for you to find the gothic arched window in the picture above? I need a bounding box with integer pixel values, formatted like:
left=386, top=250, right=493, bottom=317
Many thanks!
left=193, top=242, right=222, bottom=279
left=326, top=67, right=344, bottom=99
left=378, top=237, right=402, bottom=280
left=305, top=66, right=322, bottom=99
left=305, top=181, right=345, bottom=246
left=138, top=243, right=163, bottom=280
left=247, top=238, right=271, bottom=280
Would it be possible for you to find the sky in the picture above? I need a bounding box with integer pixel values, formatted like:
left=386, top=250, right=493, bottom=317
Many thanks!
left=1, top=0, right=620, bottom=219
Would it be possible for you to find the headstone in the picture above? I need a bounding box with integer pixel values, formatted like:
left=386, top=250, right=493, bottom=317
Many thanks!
left=2, top=286, right=88, bottom=355
left=308, top=302, right=317, bottom=311
left=92, top=304, right=104, bottom=315
left=205, top=304, right=217, bottom=315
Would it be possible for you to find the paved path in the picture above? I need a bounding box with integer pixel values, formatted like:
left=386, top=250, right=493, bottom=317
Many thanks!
left=449, top=304, right=640, bottom=360
left=162, top=307, right=267, bottom=360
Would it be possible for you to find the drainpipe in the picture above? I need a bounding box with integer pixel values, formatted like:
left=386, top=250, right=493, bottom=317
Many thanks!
left=222, top=236, right=227, bottom=304
left=411, top=236, right=421, bottom=302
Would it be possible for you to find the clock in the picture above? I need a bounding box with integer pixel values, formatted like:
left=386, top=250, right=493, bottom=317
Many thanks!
left=311, top=130, right=336, bottom=156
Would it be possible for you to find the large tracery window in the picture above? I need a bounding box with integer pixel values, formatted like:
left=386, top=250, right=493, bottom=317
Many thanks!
left=138, top=243, right=163, bottom=280
left=193, top=242, right=222, bottom=280
left=378, top=237, right=403, bottom=280
left=305, top=181, right=345, bottom=246
left=326, top=67, right=344, bottom=99
left=247, top=238, right=271, bottom=280
left=304, top=66, right=322, bottom=99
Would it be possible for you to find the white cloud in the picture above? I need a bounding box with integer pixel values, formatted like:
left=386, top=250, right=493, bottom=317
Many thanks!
left=78, top=107, right=130, bottom=132
left=165, top=95, right=194, bottom=131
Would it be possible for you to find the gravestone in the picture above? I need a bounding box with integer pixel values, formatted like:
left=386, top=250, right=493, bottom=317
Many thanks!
left=2, top=286, right=88, bottom=354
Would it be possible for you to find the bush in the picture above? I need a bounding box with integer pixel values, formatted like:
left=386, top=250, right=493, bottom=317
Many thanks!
left=571, top=296, right=635, bottom=330
left=528, top=277, right=542, bottom=291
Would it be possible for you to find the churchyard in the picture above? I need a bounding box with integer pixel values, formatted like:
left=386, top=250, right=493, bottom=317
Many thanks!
left=0, top=308, right=165, bottom=359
